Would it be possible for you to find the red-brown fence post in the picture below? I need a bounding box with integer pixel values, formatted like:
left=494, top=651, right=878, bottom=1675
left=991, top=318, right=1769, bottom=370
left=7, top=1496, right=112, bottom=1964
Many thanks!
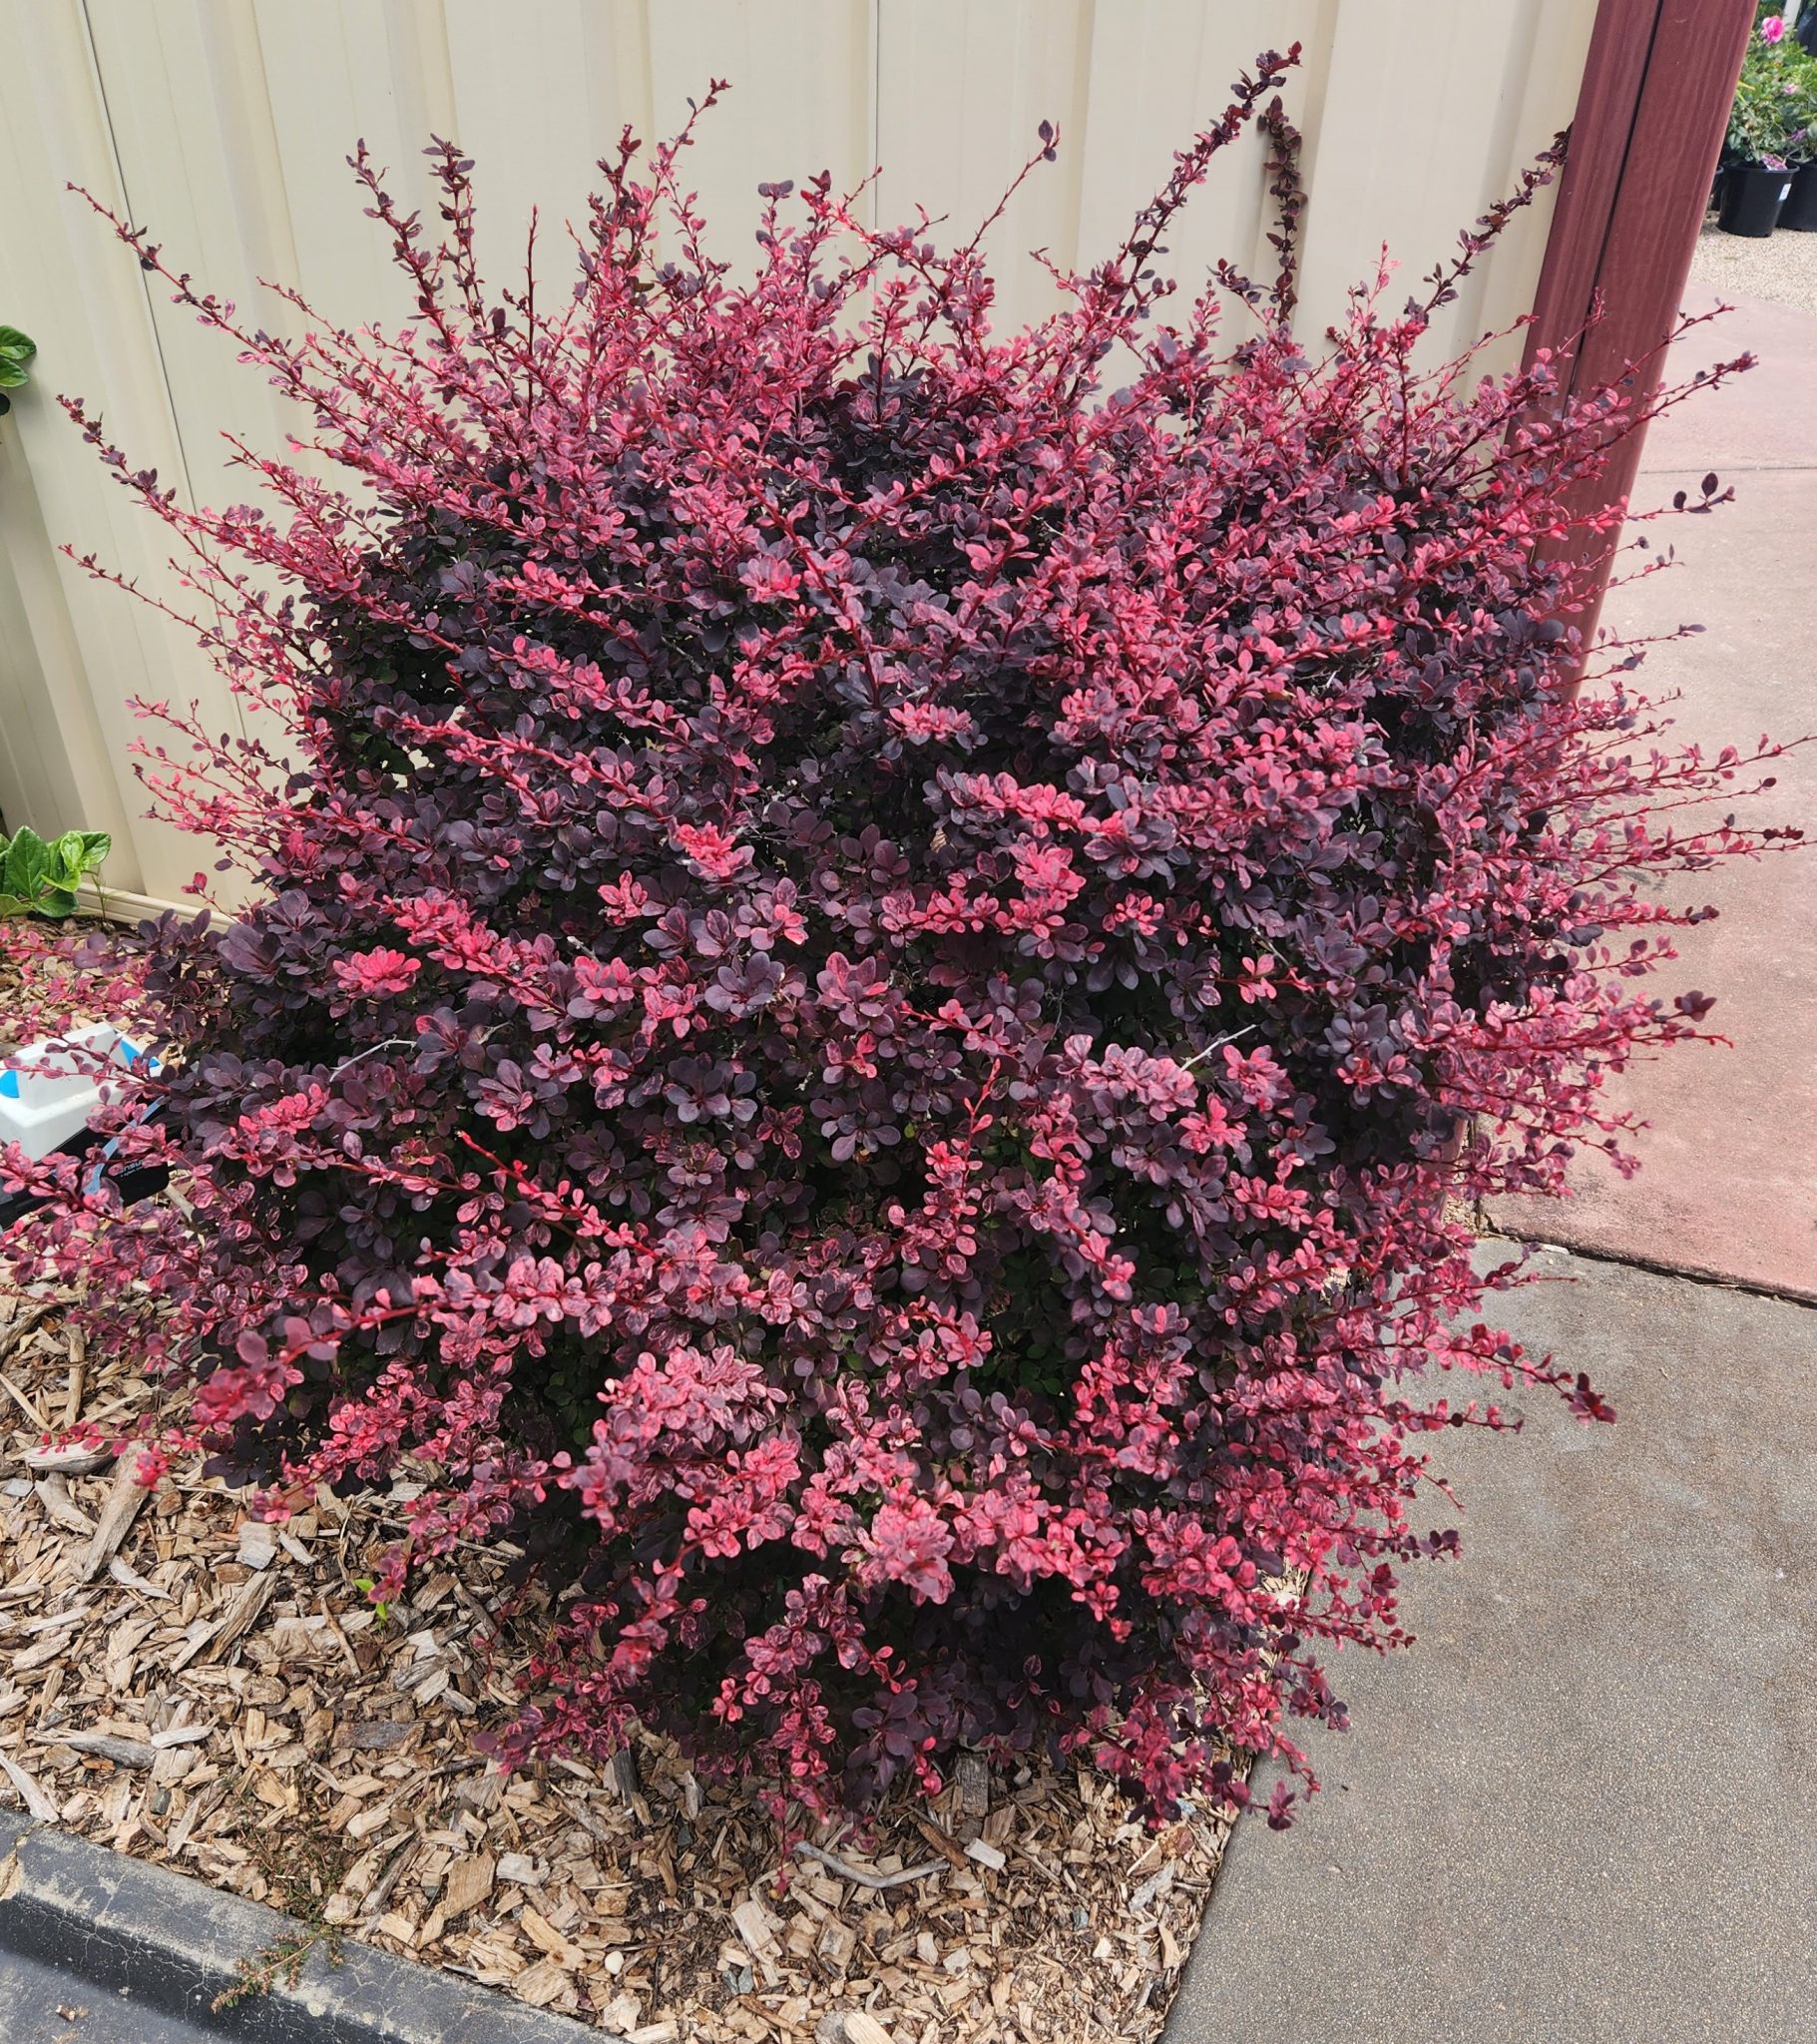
left=1524, top=0, right=1757, bottom=660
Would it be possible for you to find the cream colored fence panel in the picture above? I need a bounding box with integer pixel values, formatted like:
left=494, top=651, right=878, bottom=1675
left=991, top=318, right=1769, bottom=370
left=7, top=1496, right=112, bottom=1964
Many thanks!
left=0, top=0, right=1593, bottom=905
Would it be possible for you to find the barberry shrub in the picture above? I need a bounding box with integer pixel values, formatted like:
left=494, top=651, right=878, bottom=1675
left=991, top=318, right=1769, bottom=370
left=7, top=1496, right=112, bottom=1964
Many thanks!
left=4, top=54, right=1796, bottom=1821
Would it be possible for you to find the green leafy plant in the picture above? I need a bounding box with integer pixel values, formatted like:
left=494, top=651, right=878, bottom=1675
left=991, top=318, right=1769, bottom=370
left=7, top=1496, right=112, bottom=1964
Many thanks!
left=1726, top=22, right=1816, bottom=166
left=1783, top=39, right=1817, bottom=159
left=0, top=325, right=34, bottom=416
left=0, top=825, right=112, bottom=918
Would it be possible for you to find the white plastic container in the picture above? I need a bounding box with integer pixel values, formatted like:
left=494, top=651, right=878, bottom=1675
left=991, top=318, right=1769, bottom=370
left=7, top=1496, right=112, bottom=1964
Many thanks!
left=0, top=1025, right=143, bottom=1160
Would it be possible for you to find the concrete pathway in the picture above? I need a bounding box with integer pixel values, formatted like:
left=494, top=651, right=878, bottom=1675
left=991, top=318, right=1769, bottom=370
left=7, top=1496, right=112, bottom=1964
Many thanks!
left=1167, top=1249, right=1817, bottom=2044
left=1490, top=288, right=1817, bottom=1299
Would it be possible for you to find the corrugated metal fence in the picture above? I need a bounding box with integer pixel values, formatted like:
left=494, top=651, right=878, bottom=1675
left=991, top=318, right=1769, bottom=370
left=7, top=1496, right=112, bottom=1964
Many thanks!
left=0, top=0, right=1594, bottom=904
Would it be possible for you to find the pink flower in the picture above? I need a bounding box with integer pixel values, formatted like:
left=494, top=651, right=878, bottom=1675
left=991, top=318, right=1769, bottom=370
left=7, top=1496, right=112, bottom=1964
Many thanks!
left=1761, top=14, right=1786, bottom=42
left=330, top=946, right=420, bottom=997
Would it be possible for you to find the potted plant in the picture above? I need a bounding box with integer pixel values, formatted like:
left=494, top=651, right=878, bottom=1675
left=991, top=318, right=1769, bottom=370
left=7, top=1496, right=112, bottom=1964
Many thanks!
left=1721, top=17, right=1801, bottom=233
left=1777, top=39, right=1817, bottom=228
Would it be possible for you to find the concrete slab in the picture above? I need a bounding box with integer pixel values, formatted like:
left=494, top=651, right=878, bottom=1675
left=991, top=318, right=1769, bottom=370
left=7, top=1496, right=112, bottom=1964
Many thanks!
left=1644, top=285, right=1817, bottom=472
left=1165, top=1251, right=1817, bottom=2044
left=1491, top=290, right=1817, bottom=1299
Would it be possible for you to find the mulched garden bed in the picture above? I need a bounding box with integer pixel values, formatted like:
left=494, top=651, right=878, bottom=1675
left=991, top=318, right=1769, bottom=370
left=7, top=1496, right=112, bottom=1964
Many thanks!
left=0, top=1286, right=1239, bottom=2041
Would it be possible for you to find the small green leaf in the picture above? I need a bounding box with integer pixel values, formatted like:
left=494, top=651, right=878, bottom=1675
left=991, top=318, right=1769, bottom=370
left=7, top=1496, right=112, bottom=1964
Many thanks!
left=48, top=832, right=87, bottom=882
left=46, top=828, right=111, bottom=890
left=2, top=826, right=50, bottom=902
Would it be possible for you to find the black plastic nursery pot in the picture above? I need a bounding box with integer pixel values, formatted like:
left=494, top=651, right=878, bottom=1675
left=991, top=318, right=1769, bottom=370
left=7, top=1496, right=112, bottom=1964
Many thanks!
left=1780, top=160, right=1817, bottom=233
left=1718, top=162, right=1794, bottom=237
left=0, top=1109, right=170, bottom=1235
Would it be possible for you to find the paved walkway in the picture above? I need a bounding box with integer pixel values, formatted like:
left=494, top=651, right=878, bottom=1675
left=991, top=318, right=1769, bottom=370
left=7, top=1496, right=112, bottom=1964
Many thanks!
left=1490, top=289, right=1817, bottom=1299
left=1167, top=1250, right=1817, bottom=2043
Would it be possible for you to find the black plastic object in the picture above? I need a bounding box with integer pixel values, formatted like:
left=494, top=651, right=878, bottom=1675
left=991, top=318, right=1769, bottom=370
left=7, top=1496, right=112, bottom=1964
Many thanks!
left=1780, top=160, right=1817, bottom=232
left=1718, top=163, right=1793, bottom=236
left=0, top=1109, right=170, bottom=1233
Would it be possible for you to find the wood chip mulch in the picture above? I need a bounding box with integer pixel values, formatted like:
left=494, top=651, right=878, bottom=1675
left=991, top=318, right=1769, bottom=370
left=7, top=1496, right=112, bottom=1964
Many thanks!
left=0, top=1289, right=1239, bottom=2041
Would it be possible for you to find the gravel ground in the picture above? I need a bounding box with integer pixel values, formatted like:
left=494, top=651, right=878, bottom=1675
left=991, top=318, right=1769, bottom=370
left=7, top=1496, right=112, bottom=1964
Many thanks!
left=1688, top=216, right=1817, bottom=311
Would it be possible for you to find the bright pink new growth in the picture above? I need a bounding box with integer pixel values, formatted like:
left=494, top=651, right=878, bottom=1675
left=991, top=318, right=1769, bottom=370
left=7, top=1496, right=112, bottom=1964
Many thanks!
left=2, top=55, right=1800, bottom=1820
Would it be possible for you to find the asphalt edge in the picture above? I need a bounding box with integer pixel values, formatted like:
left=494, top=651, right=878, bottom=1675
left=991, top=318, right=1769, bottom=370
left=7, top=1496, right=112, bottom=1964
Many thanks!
left=0, top=1812, right=608, bottom=2041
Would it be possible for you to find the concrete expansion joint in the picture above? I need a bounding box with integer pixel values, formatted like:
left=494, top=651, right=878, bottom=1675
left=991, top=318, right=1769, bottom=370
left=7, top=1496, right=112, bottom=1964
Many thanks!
left=1498, top=1232, right=1817, bottom=1312
left=1635, top=460, right=1817, bottom=476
